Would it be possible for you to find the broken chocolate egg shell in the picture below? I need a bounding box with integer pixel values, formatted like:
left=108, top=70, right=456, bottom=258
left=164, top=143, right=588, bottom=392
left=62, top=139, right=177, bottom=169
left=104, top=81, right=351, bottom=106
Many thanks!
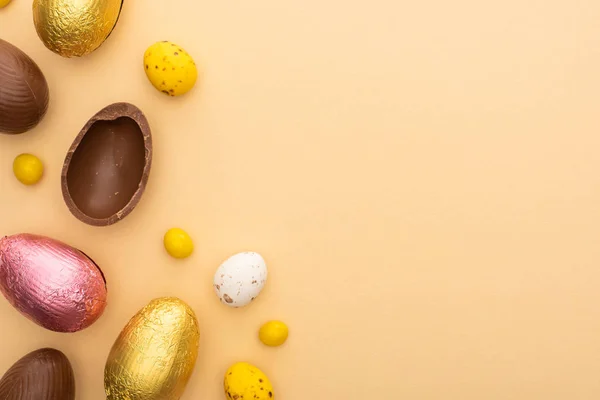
left=61, top=102, right=152, bottom=226
left=0, top=348, right=75, bottom=400
left=0, top=39, right=49, bottom=134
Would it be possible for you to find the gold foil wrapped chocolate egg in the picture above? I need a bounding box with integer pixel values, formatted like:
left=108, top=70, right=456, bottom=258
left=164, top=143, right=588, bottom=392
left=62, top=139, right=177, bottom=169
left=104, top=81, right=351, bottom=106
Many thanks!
left=104, top=297, right=199, bottom=400
left=32, top=0, right=123, bottom=57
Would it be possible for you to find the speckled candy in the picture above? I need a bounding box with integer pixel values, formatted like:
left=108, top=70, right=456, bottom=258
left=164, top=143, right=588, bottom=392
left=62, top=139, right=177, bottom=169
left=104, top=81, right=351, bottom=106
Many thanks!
left=213, top=252, right=268, bottom=308
left=143, top=41, right=197, bottom=96
left=224, top=362, right=275, bottom=400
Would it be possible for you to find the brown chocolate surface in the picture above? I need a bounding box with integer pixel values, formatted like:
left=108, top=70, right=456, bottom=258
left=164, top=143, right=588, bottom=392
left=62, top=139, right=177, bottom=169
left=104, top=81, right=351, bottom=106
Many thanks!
left=0, top=39, right=49, bottom=134
left=61, top=103, right=152, bottom=226
left=67, top=117, right=144, bottom=219
left=0, top=348, right=75, bottom=400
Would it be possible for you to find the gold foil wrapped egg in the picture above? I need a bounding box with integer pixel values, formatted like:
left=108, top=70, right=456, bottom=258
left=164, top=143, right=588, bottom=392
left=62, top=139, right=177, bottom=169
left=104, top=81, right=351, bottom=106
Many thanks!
left=32, top=0, right=123, bottom=57
left=104, top=297, right=199, bottom=400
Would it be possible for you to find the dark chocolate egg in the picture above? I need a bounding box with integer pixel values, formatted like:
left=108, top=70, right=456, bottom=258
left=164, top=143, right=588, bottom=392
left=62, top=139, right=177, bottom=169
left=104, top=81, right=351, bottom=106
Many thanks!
left=61, top=102, right=152, bottom=226
left=0, top=348, right=75, bottom=400
left=0, top=39, right=49, bottom=134
left=0, top=233, right=107, bottom=332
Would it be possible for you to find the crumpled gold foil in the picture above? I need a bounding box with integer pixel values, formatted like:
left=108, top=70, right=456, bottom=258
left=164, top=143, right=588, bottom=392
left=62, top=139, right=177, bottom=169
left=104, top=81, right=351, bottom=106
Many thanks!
left=32, top=0, right=123, bottom=58
left=104, top=297, right=200, bottom=400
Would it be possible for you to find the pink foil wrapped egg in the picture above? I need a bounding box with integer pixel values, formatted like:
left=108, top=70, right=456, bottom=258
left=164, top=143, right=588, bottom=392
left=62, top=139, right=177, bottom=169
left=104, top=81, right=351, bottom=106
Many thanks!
left=0, top=233, right=107, bottom=332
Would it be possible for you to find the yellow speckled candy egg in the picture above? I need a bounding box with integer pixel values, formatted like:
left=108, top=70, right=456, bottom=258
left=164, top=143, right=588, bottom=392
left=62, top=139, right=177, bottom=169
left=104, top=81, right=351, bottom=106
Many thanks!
left=144, top=41, right=197, bottom=96
left=224, top=362, right=275, bottom=400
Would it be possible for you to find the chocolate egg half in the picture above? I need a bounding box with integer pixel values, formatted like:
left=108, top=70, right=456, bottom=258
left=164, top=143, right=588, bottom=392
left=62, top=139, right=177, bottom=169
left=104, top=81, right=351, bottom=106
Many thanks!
left=33, top=0, right=123, bottom=57
left=105, top=297, right=199, bottom=400
left=0, top=348, right=75, bottom=400
left=0, top=39, right=49, bottom=134
left=61, top=102, right=152, bottom=226
left=0, top=233, right=107, bottom=332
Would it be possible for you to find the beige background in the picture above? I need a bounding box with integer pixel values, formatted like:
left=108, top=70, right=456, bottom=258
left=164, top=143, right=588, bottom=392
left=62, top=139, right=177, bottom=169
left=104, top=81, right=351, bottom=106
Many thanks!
left=1, top=0, right=600, bottom=399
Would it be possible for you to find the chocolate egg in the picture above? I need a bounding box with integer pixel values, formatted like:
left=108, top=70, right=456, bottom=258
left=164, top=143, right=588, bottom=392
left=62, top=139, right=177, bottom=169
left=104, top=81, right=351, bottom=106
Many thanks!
left=0, top=233, right=107, bottom=332
left=33, top=0, right=123, bottom=57
left=61, top=102, right=152, bottom=226
left=0, top=348, right=75, bottom=400
left=105, top=297, right=199, bottom=400
left=0, top=39, right=49, bottom=134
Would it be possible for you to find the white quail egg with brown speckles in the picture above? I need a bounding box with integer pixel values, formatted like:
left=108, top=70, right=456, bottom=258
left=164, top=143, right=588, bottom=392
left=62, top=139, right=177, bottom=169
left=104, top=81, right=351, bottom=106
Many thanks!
left=213, top=252, right=267, bottom=308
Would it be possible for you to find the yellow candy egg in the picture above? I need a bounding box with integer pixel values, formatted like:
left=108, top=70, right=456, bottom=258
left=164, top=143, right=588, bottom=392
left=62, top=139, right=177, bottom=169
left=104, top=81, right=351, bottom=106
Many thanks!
left=13, top=153, right=43, bottom=185
left=0, top=0, right=12, bottom=9
left=259, top=320, right=289, bottom=347
left=164, top=228, right=194, bottom=259
left=224, top=362, right=275, bottom=400
left=144, top=41, right=197, bottom=96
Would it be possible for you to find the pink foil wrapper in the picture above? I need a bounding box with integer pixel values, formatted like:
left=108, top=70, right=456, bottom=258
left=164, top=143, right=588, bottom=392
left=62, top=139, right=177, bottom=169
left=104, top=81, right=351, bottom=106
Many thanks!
left=0, top=233, right=107, bottom=332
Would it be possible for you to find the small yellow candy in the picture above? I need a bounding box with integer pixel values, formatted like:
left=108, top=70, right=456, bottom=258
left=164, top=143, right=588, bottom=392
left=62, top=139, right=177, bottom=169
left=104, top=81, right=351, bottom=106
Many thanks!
left=259, top=320, right=289, bottom=347
left=163, top=228, right=194, bottom=259
left=0, top=0, right=12, bottom=9
left=143, top=41, right=198, bottom=96
left=13, top=153, right=43, bottom=185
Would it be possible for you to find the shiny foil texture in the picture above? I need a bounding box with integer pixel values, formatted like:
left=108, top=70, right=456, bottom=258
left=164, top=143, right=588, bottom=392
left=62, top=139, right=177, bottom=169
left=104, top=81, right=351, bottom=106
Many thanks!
left=0, top=233, right=107, bottom=332
left=0, top=348, right=75, bottom=400
left=105, top=297, right=200, bottom=400
left=32, top=0, right=123, bottom=57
